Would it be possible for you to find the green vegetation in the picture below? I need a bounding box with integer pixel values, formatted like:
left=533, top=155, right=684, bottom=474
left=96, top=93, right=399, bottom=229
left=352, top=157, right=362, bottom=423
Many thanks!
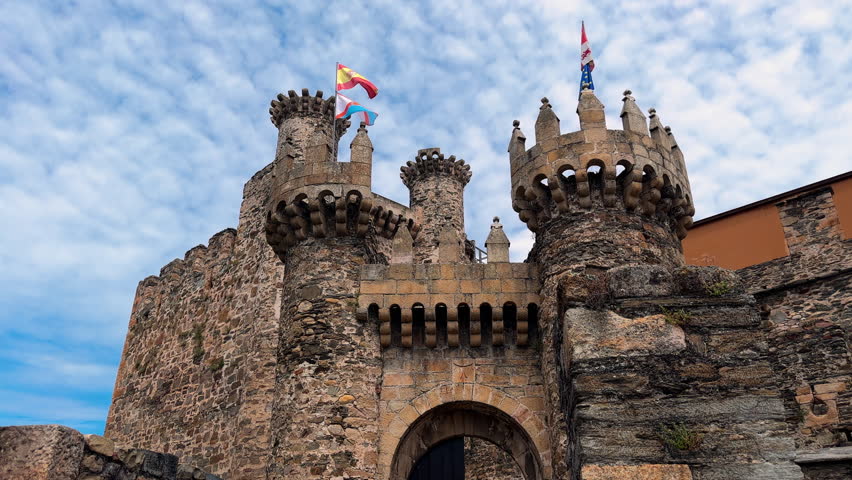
left=660, top=306, right=692, bottom=326
left=208, top=357, right=224, bottom=372
left=659, top=423, right=704, bottom=451
left=192, top=324, right=205, bottom=362
left=705, top=280, right=732, bottom=297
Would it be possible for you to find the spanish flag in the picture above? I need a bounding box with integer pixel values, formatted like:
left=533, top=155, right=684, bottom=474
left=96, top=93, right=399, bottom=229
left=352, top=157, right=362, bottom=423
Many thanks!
left=336, top=64, right=379, bottom=99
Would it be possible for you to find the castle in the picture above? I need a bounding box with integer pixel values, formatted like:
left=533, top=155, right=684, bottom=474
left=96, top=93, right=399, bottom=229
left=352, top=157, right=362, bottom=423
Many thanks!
left=2, top=84, right=850, bottom=480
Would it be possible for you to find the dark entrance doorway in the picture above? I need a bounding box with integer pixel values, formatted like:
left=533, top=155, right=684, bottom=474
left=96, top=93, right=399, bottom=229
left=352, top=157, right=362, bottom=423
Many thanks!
left=391, top=401, right=543, bottom=480
left=408, top=437, right=464, bottom=480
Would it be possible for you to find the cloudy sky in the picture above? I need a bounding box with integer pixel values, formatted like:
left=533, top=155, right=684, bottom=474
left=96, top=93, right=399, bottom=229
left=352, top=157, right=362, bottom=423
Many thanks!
left=1, top=0, right=850, bottom=434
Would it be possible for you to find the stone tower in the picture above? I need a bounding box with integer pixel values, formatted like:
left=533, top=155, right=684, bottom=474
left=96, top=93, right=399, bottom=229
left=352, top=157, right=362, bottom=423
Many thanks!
left=510, top=90, right=694, bottom=272
left=509, top=89, right=806, bottom=480
left=264, top=89, right=414, bottom=480
left=401, top=147, right=472, bottom=263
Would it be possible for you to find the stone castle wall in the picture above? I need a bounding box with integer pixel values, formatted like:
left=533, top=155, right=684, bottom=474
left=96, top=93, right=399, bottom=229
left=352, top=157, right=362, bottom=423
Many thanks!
left=737, top=184, right=852, bottom=453
left=105, top=164, right=283, bottom=479
left=464, top=437, right=524, bottom=480
left=87, top=80, right=851, bottom=480
left=357, top=261, right=549, bottom=479
left=563, top=265, right=802, bottom=479
left=267, top=236, right=384, bottom=480
left=0, top=425, right=221, bottom=480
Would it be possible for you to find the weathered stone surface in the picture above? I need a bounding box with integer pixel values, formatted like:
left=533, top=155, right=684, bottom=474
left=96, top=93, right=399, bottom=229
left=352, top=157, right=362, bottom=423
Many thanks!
left=105, top=164, right=284, bottom=479
left=83, top=434, right=114, bottom=457
left=565, top=308, right=686, bottom=360
left=0, top=426, right=219, bottom=480
left=672, top=265, right=743, bottom=296
left=796, top=446, right=852, bottom=463
left=691, top=463, right=804, bottom=480
left=608, top=264, right=675, bottom=298
left=0, top=425, right=83, bottom=480
left=582, top=464, right=692, bottom=480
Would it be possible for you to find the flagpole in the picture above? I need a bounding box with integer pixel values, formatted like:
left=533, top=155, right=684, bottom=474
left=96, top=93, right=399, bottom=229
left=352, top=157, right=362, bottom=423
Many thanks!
left=332, top=61, right=338, bottom=159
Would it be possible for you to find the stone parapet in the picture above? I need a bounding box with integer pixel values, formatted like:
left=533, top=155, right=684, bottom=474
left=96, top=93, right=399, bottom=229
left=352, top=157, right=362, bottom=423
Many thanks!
left=510, top=90, right=693, bottom=240
left=358, top=262, right=540, bottom=349
left=400, top=148, right=472, bottom=188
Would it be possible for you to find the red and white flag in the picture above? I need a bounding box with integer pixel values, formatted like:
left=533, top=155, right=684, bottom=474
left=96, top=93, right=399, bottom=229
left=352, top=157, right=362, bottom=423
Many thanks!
left=580, top=21, right=594, bottom=71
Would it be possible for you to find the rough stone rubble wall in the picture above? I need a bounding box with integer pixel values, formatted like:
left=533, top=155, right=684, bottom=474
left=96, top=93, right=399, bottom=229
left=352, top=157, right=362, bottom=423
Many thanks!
left=739, top=186, right=850, bottom=291
left=409, top=175, right=467, bottom=264
left=0, top=425, right=221, bottom=480
left=738, top=186, right=852, bottom=452
left=105, top=164, right=283, bottom=479
left=464, top=436, right=524, bottom=480
left=564, top=265, right=803, bottom=480
left=267, top=236, right=383, bottom=480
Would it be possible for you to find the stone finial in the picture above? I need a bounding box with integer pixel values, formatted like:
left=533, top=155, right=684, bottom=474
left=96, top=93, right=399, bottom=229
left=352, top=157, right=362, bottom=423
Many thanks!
left=620, top=89, right=649, bottom=136
left=349, top=122, right=373, bottom=186
left=350, top=122, right=373, bottom=154
left=577, top=89, right=606, bottom=130
left=648, top=108, right=671, bottom=150
left=508, top=120, right=527, bottom=157
left=391, top=225, right=414, bottom=264
left=666, top=126, right=686, bottom=171
left=535, top=97, right=560, bottom=143
left=485, top=216, right=510, bottom=263
left=665, top=126, right=678, bottom=149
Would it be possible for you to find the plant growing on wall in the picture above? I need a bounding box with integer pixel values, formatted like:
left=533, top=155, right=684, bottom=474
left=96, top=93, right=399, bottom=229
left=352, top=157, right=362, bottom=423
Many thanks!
left=660, top=306, right=692, bottom=326
left=659, top=423, right=703, bottom=451
left=705, top=280, right=731, bottom=297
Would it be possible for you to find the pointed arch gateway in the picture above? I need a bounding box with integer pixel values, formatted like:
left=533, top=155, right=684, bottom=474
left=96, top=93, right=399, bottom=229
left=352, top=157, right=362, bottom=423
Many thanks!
left=390, top=401, right=546, bottom=480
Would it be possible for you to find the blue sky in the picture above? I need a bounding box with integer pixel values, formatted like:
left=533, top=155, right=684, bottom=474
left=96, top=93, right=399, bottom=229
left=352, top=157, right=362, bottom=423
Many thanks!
left=1, top=0, right=850, bottom=435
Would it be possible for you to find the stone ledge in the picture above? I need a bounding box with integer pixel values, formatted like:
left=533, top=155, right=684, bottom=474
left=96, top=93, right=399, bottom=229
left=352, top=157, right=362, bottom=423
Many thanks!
left=795, top=446, right=852, bottom=464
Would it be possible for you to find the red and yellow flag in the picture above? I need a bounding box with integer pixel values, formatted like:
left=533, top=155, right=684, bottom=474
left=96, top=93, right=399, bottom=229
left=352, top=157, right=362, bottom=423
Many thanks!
left=336, top=64, right=379, bottom=99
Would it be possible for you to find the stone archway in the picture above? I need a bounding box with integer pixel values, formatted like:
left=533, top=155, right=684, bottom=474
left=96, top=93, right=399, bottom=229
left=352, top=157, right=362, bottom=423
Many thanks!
left=390, top=401, right=544, bottom=480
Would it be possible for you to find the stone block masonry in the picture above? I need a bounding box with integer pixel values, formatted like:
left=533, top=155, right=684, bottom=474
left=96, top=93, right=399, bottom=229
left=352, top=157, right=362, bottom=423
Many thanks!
left=0, top=425, right=221, bottom=480
left=464, top=437, right=524, bottom=480
left=358, top=262, right=540, bottom=349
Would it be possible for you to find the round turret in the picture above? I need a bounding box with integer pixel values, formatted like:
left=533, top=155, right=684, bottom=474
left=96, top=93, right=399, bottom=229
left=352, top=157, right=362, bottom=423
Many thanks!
left=265, top=91, right=416, bottom=260
left=400, top=147, right=472, bottom=263
left=508, top=89, right=695, bottom=269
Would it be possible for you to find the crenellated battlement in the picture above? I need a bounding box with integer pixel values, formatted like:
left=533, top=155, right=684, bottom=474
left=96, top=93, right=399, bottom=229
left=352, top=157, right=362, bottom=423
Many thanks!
left=400, top=148, right=472, bottom=188
left=509, top=89, right=694, bottom=241
left=266, top=89, right=421, bottom=259
left=269, top=88, right=349, bottom=134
